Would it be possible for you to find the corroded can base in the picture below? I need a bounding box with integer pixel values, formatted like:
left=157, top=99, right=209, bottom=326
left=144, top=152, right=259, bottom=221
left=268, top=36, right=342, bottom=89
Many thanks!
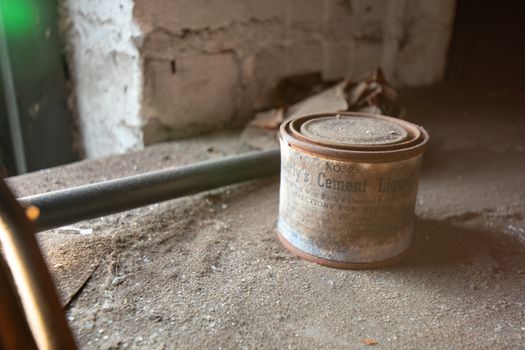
left=277, top=230, right=410, bottom=270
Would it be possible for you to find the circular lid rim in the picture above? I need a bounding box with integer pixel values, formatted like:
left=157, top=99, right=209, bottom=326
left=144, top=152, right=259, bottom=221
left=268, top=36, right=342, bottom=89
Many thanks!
left=280, top=112, right=429, bottom=162
left=288, top=112, right=423, bottom=152
left=299, top=115, right=409, bottom=147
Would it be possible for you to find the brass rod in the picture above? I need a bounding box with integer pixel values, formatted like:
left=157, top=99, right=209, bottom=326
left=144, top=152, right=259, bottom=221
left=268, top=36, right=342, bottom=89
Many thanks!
left=0, top=257, right=38, bottom=350
left=0, top=179, right=76, bottom=349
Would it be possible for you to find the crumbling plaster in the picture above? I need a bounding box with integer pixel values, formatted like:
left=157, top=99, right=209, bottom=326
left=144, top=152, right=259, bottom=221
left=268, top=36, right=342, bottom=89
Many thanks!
left=62, top=0, right=456, bottom=158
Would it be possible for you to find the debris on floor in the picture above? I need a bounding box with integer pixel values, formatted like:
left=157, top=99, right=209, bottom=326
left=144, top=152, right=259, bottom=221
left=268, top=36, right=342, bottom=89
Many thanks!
left=241, top=68, right=405, bottom=150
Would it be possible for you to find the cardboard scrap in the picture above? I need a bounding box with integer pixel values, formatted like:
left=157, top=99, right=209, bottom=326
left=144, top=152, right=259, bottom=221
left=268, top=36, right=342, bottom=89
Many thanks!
left=241, top=68, right=404, bottom=150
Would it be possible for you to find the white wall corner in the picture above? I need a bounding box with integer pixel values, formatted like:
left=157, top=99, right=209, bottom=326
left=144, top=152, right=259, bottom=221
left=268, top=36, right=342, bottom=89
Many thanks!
left=60, top=0, right=144, bottom=158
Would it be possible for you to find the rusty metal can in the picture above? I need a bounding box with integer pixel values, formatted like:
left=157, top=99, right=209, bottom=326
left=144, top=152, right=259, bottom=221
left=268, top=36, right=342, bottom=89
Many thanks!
left=277, top=112, right=429, bottom=269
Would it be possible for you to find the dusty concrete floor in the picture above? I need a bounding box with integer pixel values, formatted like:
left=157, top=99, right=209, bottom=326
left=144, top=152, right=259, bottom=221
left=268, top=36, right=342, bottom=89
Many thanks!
left=7, top=81, right=525, bottom=349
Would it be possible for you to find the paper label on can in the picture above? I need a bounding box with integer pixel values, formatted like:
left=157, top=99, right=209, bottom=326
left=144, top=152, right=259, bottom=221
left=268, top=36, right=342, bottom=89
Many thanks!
left=278, top=141, right=422, bottom=263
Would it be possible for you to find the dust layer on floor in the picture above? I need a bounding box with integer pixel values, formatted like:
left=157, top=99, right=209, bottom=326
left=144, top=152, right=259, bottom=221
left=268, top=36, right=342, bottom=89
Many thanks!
left=7, top=81, right=525, bottom=349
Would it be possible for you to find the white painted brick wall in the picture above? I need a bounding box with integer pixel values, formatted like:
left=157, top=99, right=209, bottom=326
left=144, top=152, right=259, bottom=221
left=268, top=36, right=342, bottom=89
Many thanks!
left=62, top=0, right=456, bottom=158
left=61, top=0, right=144, bottom=158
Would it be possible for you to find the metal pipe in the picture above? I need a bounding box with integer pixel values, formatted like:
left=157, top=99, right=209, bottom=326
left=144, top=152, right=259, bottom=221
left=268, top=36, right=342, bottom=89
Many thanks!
left=19, top=149, right=281, bottom=232
left=0, top=2, right=27, bottom=174
left=0, top=180, right=77, bottom=349
left=0, top=257, right=38, bottom=350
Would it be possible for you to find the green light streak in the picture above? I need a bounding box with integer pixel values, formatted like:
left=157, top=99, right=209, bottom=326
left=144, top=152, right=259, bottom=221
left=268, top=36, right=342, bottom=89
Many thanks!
left=0, top=0, right=37, bottom=38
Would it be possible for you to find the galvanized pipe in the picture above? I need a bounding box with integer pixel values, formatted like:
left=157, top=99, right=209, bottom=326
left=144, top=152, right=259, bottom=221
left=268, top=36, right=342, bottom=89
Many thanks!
left=19, top=149, right=280, bottom=232
left=0, top=180, right=77, bottom=349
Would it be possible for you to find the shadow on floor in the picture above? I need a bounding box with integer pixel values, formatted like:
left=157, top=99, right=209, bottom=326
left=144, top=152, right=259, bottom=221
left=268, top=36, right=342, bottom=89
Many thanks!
left=398, top=218, right=525, bottom=274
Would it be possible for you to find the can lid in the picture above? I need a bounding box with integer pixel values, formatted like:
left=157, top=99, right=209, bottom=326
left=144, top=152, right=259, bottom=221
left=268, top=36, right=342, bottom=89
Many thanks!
left=299, top=115, right=408, bottom=147
left=281, top=112, right=429, bottom=163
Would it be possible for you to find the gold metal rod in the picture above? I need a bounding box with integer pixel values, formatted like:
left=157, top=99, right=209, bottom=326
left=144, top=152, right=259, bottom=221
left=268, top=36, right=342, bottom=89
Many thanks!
left=0, top=179, right=76, bottom=349
left=0, top=257, right=38, bottom=350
